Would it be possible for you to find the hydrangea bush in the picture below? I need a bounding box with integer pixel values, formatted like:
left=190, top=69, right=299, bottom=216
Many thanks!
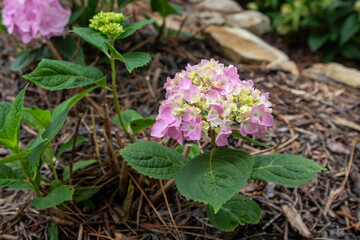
left=151, top=59, right=273, bottom=146
left=2, top=0, right=70, bottom=43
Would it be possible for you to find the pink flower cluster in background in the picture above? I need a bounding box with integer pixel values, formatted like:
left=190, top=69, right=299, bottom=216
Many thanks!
left=2, top=0, right=70, bottom=43
left=151, top=59, right=273, bottom=146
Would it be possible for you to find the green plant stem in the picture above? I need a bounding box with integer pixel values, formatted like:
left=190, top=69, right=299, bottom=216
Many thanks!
left=19, top=159, right=42, bottom=197
left=49, top=161, right=60, bottom=183
left=210, top=129, right=216, bottom=150
left=110, top=44, right=134, bottom=143
left=110, top=0, right=115, bottom=11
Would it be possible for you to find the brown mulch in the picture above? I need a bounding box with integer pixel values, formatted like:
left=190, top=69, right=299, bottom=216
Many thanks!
left=1, top=5, right=360, bottom=240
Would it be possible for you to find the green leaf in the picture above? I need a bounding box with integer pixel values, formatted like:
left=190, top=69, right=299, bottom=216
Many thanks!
left=52, top=86, right=97, bottom=121
left=206, top=194, right=261, bottom=231
left=47, top=223, right=58, bottom=240
left=130, top=117, right=155, bottom=135
left=56, top=136, right=87, bottom=159
left=175, top=143, right=201, bottom=159
left=151, top=0, right=180, bottom=17
left=0, top=12, right=6, bottom=32
left=0, top=164, right=31, bottom=190
left=120, top=141, right=189, bottom=179
left=22, top=107, right=51, bottom=131
left=118, top=0, right=138, bottom=8
left=68, top=6, right=85, bottom=25
left=341, top=40, right=360, bottom=60
left=176, top=148, right=254, bottom=213
left=73, top=185, right=101, bottom=202
left=53, top=36, right=86, bottom=66
left=112, top=109, right=143, bottom=132
left=23, top=59, right=105, bottom=90
left=4, top=84, right=28, bottom=150
left=30, top=185, right=74, bottom=209
left=0, top=102, right=10, bottom=132
left=105, top=41, right=124, bottom=61
left=0, top=138, right=47, bottom=164
left=63, top=159, right=97, bottom=181
left=308, top=33, right=329, bottom=51
left=116, top=19, right=158, bottom=40
left=11, top=49, right=40, bottom=71
left=251, top=154, right=325, bottom=186
left=24, top=108, right=69, bottom=176
left=231, top=131, right=272, bottom=149
left=71, top=27, right=110, bottom=58
left=122, top=52, right=151, bottom=73
left=340, top=14, right=360, bottom=46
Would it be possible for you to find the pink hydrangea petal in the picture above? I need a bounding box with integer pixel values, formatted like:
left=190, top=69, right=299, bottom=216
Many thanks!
left=215, top=133, right=230, bottom=146
left=150, top=119, right=169, bottom=138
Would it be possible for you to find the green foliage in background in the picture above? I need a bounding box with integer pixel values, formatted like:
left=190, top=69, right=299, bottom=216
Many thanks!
left=243, top=0, right=360, bottom=61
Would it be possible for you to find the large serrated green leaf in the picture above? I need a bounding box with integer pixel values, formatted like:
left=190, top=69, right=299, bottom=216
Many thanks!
left=23, top=59, right=105, bottom=90
left=4, top=85, right=28, bottom=150
left=122, top=52, right=151, bottom=73
left=206, top=194, right=261, bottom=231
left=120, top=141, right=189, bottom=179
left=30, top=185, right=74, bottom=209
left=71, top=27, right=110, bottom=58
left=116, top=19, right=158, bottom=40
left=175, top=148, right=254, bottom=213
left=251, top=154, right=325, bottom=186
left=0, top=164, right=31, bottom=190
left=0, top=102, right=10, bottom=132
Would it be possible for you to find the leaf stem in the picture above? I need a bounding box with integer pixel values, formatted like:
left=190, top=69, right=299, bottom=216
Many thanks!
left=110, top=38, right=134, bottom=143
left=210, top=129, right=216, bottom=150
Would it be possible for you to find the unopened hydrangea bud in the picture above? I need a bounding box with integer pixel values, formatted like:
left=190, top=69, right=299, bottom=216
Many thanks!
left=89, top=11, right=124, bottom=36
left=151, top=59, right=273, bottom=146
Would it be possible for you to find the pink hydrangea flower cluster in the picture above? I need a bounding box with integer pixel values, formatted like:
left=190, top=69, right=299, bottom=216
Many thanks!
left=151, top=59, right=273, bottom=146
left=2, top=0, right=70, bottom=43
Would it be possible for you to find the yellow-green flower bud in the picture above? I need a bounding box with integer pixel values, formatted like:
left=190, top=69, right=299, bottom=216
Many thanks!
left=89, top=11, right=125, bottom=36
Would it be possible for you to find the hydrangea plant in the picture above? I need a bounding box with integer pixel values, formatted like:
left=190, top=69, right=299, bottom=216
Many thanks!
left=120, top=59, right=325, bottom=231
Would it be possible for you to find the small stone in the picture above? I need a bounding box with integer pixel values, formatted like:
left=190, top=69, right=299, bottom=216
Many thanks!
left=197, top=0, right=242, bottom=13
left=266, top=60, right=299, bottom=79
left=303, top=62, right=360, bottom=88
left=226, top=10, right=270, bottom=35
left=205, top=25, right=289, bottom=64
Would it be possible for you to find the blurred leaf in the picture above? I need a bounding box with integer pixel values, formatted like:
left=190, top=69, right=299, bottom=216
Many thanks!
left=53, top=36, right=86, bottom=66
left=308, top=33, right=329, bottom=51
left=23, top=59, right=105, bottom=90
left=112, top=109, right=143, bottom=131
left=117, top=0, right=138, bottom=8
left=11, top=49, right=40, bottom=71
left=63, top=159, right=97, bottom=181
left=151, top=0, right=180, bottom=17
left=340, top=14, right=360, bottom=46
left=47, top=223, right=58, bottom=240
left=56, top=136, right=87, bottom=159
left=0, top=164, right=31, bottom=190
left=30, top=185, right=74, bottom=209
left=341, top=41, right=360, bottom=59
left=0, top=12, right=6, bottom=31
left=68, top=7, right=85, bottom=25
left=73, top=185, right=100, bottom=202
left=231, top=131, right=272, bottom=149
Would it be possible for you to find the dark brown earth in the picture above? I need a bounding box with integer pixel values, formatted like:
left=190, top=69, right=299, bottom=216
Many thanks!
left=0, top=2, right=360, bottom=240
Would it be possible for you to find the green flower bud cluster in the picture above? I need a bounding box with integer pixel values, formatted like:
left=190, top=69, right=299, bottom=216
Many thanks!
left=89, top=11, right=125, bottom=36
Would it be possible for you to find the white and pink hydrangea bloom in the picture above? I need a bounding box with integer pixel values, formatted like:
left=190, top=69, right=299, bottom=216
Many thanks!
left=2, top=0, right=70, bottom=44
left=151, top=59, right=273, bottom=147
